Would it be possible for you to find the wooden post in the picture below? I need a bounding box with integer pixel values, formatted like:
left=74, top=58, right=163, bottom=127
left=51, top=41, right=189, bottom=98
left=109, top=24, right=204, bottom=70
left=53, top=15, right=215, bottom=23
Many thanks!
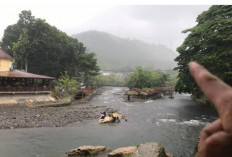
left=1, top=77, right=3, bottom=86
left=35, top=79, right=37, bottom=91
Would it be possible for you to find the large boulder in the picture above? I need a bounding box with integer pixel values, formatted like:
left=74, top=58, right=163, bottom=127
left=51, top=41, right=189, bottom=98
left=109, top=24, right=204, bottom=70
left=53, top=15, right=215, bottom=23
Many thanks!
left=108, top=146, right=137, bottom=157
left=67, top=145, right=109, bottom=157
left=133, top=143, right=167, bottom=157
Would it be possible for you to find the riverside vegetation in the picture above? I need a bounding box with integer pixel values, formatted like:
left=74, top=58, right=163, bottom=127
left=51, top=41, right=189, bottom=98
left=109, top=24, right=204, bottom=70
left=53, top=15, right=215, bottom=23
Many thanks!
left=174, top=5, right=232, bottom=103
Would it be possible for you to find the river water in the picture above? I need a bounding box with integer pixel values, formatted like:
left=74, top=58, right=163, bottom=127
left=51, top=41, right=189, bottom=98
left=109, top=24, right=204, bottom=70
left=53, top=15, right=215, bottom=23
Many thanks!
left=0, top=87, right=217, bottom=157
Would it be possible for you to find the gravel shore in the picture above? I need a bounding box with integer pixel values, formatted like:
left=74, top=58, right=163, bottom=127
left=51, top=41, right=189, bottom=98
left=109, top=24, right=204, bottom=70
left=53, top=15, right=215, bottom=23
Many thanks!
left=0, top=88, right=110, bottom=129
left=0, top=103, right=108, bottom=129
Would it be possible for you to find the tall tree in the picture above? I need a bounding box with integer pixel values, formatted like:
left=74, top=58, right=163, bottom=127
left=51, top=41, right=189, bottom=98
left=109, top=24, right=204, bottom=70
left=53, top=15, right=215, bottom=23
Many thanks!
left=12, top=28, right=30, bottom=71
left=0, top=10, right=99, bottom=82
left=77, top=53, right=100, bottom=85
left=175, top=5, right=232, bottom=98
left=1, top=10, right=35, bottom=57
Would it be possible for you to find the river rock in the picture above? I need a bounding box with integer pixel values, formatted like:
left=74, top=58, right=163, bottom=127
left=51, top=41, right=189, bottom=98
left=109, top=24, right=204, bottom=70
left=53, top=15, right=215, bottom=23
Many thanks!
left=67, top=145, right=108, bottom=157
left=132, top=142, right=167, bottom=157
left=67, top=143, right=173, bottom=157
left=108, top=146, right=137, bottom=157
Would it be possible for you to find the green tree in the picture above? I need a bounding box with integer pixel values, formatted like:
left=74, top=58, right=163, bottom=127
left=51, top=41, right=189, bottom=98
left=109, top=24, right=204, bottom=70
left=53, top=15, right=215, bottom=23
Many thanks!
left=1, top=10, right=35, bottom=57
left=77, top=53, right=100, bottom=85
left=126, top=67, right=168, bottom=88
left=12, top=28, right=30, bottom=71
left=92, top=75, right=107, bottom=86
left=1, top=10, right=99, bottom=82
left=53, top=72, right=78, bottom=97
left=175, top=5, right=232, bottom=98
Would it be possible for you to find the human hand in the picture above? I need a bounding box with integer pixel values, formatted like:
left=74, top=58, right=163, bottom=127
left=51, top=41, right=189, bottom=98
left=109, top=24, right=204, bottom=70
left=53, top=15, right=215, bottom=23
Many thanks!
left=189, top=62, right=232, bottom=157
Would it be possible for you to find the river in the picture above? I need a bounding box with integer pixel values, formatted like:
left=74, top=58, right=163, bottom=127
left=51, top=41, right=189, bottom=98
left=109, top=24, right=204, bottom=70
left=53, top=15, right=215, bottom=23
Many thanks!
left=0, top=87, right=217, bottom=157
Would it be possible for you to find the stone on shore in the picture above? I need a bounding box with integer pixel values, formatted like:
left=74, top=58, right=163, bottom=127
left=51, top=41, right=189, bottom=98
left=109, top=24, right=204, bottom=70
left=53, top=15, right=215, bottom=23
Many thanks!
left=66, top=143, right=173, bottom=157
left=133, top=143, right=167, bottom=157
left=108, top=146, right=137, bottom=157
left=67, top=145, right=108, bottom=157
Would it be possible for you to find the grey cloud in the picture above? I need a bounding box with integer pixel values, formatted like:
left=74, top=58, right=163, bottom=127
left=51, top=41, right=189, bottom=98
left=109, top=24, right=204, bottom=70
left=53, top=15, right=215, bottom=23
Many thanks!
left=74, top=5, right=210, bottom=51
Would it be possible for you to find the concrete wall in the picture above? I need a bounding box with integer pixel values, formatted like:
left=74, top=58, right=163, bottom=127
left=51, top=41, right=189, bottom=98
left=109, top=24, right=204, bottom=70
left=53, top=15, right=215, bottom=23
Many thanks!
left=0, top=93, right=56, bottom=106
left=0, top=59, right=12, bottom=71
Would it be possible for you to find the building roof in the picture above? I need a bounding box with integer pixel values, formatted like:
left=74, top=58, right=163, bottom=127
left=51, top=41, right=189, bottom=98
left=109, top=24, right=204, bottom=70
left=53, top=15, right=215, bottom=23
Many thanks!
left=0, top=69, right=55, bottom=80
left=0, top=49, right=12, bottom=60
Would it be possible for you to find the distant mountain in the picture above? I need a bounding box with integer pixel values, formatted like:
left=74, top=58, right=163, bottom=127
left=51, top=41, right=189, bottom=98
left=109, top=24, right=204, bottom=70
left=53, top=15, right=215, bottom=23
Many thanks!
left=73, top=30, right=177, bottom=71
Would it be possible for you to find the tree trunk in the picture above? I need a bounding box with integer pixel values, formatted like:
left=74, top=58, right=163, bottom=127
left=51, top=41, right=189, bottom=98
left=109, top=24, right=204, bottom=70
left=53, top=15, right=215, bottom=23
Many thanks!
left=20, top=62, right=23, bottom=70
left=25, top=58, right=28, bottom=72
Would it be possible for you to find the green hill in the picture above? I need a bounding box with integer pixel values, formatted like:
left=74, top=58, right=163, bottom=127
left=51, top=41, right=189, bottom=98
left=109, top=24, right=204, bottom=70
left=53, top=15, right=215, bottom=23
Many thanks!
left=73, top=30, right=177, bottom=71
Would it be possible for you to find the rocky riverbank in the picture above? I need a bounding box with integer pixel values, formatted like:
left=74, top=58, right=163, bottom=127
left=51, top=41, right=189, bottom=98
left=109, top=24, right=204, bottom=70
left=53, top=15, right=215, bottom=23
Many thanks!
left=0, top=87, right=112, bottom=129
left=66, top=143, right=174, bottom=157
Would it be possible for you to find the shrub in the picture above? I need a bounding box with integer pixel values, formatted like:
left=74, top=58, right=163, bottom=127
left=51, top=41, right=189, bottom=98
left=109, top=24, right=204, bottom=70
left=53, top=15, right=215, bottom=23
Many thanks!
left=53, top=72, right=78, bottom=98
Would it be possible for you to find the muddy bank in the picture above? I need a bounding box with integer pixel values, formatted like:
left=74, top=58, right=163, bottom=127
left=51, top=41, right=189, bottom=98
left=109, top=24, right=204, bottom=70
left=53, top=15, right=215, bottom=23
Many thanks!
left=0, top=87, right=111, bottom=129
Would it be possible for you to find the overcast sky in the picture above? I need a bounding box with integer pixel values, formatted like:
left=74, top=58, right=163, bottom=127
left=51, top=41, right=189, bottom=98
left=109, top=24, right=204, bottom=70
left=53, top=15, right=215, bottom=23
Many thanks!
left=0, top=1, right=210, bottom=51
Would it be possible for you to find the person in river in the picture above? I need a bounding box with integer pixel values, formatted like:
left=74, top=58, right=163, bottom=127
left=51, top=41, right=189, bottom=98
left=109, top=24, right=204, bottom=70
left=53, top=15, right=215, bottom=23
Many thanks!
left=100, top=112, right=106, bottom=119
left=189, top=62, right=232, bottom=157
left=128, top=95, right=131, bottom=101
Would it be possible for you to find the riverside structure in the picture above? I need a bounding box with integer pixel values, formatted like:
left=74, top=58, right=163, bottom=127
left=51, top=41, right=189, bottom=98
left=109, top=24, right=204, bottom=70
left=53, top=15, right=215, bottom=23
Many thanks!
left=0, top=49, right=56, bottom=105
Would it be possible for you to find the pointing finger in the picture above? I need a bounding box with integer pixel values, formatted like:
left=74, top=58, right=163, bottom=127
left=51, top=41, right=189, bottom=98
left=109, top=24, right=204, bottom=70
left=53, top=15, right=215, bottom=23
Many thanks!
left=189, top=62, right=232, bottom=116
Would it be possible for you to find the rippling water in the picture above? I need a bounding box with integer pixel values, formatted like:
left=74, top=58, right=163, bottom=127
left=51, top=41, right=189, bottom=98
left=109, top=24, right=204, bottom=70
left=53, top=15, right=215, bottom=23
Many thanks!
left=0, top=87, right=217, bottom=157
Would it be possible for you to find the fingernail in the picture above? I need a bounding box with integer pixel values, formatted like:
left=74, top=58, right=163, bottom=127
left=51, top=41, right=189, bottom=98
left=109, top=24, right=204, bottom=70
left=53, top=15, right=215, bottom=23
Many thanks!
left=189, top=62, right=198, bottom=75
left=189, top=61, right=197, bottom=67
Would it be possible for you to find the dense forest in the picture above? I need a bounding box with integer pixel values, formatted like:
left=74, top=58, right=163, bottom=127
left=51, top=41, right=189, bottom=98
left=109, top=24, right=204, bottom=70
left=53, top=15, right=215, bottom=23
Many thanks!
left=175, top=5, right=232, bottom=102
left=0, top=10, right=99, bottom=85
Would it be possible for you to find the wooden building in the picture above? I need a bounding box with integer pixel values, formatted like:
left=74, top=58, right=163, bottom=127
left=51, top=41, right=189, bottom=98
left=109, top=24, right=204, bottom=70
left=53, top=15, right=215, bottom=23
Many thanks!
left=0, top=49, right=55, bottom=92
